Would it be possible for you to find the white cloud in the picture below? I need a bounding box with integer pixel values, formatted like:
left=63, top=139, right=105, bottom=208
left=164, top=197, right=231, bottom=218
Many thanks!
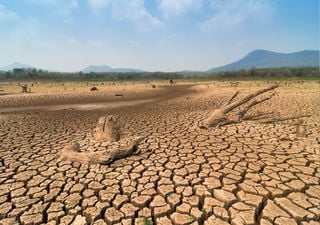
left=24, top=0, right=77, bottom=8
left=11, top=17, right=45, bottom=42
left=69, top=0, right=78, bottom=9
left=56, top=0, right=78, bottom=19
left=0, top=4, right=19, bottom=21
left=67, top=38, right=80, bottom=45
left=23, top=0, right=78, bottom=19
left=24, top=0, right=56, bottom=4
left=38, top=40, right=57, bottom=49
left=201, top=0, right=274, bottom=31
left=88, top=0, right=163, bottom=30
left=88, top=40, right=104, bottom=48
left=158, top=0, right=203, bottom=17
left=88, top=0, right=108, bottom=12
left=67, top=38, right=105, bottom=48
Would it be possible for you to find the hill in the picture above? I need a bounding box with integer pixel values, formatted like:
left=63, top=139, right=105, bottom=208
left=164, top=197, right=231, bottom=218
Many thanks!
left=208, top=50, right=320, bottom=72
left=0, top=62, right=32, bottom=71
left=82, top=65, right=144, bottom=73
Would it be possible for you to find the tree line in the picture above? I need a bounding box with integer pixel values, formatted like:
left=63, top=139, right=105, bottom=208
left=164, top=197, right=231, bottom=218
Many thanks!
left=205, top=67, right=319, bottom=79
left=0, top=67, right=318, bottom=81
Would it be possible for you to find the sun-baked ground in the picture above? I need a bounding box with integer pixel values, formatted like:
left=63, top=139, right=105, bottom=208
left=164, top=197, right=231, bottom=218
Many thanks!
left=0, top=81, right=319, bottom=225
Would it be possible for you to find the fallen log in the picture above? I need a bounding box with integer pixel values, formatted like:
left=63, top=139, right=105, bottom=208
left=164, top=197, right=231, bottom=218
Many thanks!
left=201, top=85, right=279, bottom=128
left=59, top=136, right=145, bottom=165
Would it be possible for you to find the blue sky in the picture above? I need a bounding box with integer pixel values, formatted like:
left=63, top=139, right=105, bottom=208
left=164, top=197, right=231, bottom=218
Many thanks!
left=0, top=0, right=319, bottom=72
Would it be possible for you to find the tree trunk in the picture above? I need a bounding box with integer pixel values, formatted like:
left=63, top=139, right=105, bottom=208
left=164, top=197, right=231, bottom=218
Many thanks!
left=95, top=115, right=121, bottom=142
left=59, top=115, right=146, bottom=165
left=19, top=84, right=29, bottom=93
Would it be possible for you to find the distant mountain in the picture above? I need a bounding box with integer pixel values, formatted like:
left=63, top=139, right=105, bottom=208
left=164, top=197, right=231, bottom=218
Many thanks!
left=82, top=65, right=144, bottom=73
left=111, top=68, right=144, bottom=73
left=208, top=50, right=320, bottom=72
left=0, top=62, right=32, bottom=71
left=176, top=70, right=203, bottom=74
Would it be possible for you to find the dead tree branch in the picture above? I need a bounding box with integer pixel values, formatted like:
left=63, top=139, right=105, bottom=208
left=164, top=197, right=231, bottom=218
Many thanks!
left=201, top=85, right=279, bottom=128
left=224, top=91, right=239, bottom=106
left=236, top=93, right=275, bottom=122
left=261, top=115, right=311, bottom=124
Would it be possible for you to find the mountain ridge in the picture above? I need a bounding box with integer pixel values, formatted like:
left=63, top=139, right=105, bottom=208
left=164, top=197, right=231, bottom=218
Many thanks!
left=0, top=62, right=32, bottom=71
left=82, top=65, right=144, bottom=73
left=1, top=49, right=319, bottom=73
left=208, top=49, right=320, bottom=72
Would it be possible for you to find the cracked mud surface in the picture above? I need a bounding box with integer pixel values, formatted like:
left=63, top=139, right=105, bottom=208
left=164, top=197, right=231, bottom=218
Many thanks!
left=0, top=82, right=319, bottom=225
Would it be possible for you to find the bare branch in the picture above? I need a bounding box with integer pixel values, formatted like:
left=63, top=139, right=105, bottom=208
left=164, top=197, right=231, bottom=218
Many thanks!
left=236, top=93, right=275, bottom=121
left=224, top=91, right=239, bottom=106
left=224, top=84, right=279, bottom=113
left=202, top=85, right=279, bottom=128
left=261, top=115, right=311, bottom=124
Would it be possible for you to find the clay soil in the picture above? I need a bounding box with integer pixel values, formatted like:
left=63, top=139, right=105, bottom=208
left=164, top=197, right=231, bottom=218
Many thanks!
left=0, top=81, right=319, bottom=225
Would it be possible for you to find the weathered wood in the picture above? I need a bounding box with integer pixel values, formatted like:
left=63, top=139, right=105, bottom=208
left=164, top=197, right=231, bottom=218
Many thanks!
left=262, top=115, right=310, bottom=124
left=19, top=84, right=29, bottom=93
left=223, top=85, right=278, bottom=113
left=224, top=91, right=239, bottom=106
left=59, top=136, right=146, bottom=165
left=202, top=85, right=279, bottom=128
left=59, top=115, right=147, bottom=165
left=59, top=143, right=100, bottom=164
left=101, top=136, right=146, bottom=165
left=236, top=93, right=275, bottom=122
left=95, top=116, right=121, bottom=142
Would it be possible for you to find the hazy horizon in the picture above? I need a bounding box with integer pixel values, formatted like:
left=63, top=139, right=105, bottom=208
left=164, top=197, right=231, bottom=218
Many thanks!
left=0, top=0, right=319, bottom=72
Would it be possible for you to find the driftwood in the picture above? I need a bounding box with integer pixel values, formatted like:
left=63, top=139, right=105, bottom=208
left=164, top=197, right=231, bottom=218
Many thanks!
left=60, top=115, right=146, bottom=165
left=59, top=136, right=145, bottom=165
left=201, top=85, right=279, bottom=128
left=95, top=115, right=121, bottom=142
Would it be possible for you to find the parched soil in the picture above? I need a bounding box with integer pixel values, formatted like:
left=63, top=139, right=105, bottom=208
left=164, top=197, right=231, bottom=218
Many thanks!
left=0, top=82, right=319, bottom=225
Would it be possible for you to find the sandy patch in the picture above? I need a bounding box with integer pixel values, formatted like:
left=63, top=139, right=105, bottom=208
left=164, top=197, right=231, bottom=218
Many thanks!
left=0, top=99, right=155, bottom=113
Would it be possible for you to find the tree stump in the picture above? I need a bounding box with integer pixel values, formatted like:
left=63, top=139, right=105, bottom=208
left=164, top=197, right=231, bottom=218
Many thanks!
left=19, top=84, right=29, bottom=93
left=59, top=115, right=146, bottom=165
left=296, top=124, right=307, bottom=138
left=95, top=116, right=121, bottom=142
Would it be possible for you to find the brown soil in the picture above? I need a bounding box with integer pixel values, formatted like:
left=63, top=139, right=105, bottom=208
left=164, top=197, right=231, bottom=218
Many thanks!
left=0, top=81, right=319, bottom=225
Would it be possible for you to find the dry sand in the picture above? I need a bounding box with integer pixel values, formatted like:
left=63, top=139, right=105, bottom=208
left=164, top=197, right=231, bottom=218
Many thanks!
left=0, top=81, right=319, bottom=225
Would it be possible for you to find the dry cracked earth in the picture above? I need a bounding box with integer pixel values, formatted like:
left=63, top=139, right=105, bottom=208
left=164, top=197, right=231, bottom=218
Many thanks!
left=0, top=82, right=319, bottom=225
